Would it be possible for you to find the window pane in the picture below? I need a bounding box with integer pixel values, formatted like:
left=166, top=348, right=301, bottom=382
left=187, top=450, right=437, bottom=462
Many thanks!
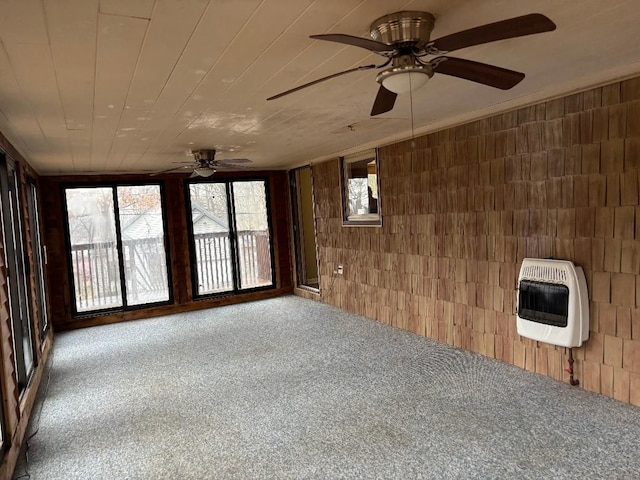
left=66, top=187, right=122, bottom=312
left=117, top=185, right=170, bottom=306
left=232, top=181, right=273, bottom=290
left=189, top=183, right=234, bottom=295
left=346, top=158, right=378, bottom=217
left=347, top=175, right=368, bottom=216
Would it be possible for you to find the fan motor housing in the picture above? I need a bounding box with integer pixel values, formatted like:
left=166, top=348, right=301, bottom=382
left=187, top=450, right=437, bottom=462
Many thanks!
left=370, top=11, right=435, bottom=49
left=193, top=149, right=216, bottom=163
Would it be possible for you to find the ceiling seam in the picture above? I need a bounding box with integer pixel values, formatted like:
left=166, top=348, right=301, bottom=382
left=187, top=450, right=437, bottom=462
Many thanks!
left=98, top=12, right=152, bottom=21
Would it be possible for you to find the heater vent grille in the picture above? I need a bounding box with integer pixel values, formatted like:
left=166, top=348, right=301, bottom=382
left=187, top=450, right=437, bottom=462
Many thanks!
left=520, top=264, right=568, bottom=284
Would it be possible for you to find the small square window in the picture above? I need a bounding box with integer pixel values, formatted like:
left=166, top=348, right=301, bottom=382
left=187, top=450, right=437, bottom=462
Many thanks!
left=341, top=149, right=381, bottom=226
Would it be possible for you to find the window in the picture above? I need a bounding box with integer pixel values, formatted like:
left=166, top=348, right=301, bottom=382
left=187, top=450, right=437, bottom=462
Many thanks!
left=187, top=179, right=275, bottom=297
left=64, top=183, right=172, bottom=314
left=26, top=178, right=49, bottom=335
left=0, top=153, right=35, bottom=392
left=341, top=149, right=381, bottom=226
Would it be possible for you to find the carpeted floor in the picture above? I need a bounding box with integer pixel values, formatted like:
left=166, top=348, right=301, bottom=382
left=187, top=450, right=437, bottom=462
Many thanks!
left=14, top=296, right=640, bottom=479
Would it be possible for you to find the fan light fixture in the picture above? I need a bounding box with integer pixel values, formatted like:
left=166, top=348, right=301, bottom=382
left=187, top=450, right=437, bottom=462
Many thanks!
left=376, top=65, right=432, bottom=94
left=194, top=167, right=215, bottom=177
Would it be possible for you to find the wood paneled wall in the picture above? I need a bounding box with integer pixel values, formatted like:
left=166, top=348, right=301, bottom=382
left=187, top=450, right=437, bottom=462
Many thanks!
left=312, top=75, right=640, bottom=406
left=40, top=171, right=293, bottom=331
left=0, top=132, right=53, bottom=479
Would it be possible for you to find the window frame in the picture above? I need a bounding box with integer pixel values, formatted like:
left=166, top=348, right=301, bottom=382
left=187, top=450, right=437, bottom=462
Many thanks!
left=26, top=176, right=50, bottom=336
left=185, top=176, right=277, bottom=299
left=62, top=180, right=174, bottom=317
left=340, top=148, right=382, bottom=227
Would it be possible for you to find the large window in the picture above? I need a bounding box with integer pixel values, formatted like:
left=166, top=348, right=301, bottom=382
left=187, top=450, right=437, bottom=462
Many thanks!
left=64, top=184, right=171, bottom=314
left=341, top=148, right=381, bottom=226
left=187, top=179, right=275, bottom=297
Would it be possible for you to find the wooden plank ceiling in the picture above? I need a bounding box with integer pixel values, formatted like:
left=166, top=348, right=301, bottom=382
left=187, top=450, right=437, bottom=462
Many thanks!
left=0, top=0, right=639, bottom=175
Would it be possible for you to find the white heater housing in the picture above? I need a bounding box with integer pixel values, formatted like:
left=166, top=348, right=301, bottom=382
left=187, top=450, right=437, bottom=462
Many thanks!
left=516, top=258, right=589, bottom=348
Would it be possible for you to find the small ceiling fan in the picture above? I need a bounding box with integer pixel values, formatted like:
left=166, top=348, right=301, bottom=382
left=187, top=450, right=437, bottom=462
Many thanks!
left=267, top=12, right=556, bottom=116
left=151, top=149, right=253, bottom=177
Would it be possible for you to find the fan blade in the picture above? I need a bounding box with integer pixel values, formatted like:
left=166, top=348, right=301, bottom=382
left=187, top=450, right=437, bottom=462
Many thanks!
left=310, top=34, right=393, bottom=53
left=150, top=165, right=192, bottom=176
left=370, top=85, right=397, bottom=116
left=430, top=13, right=556, bottom=53
left=190, top=171, right=198, bottom=178
left=216, top=158, right=251, bottom=165
left=267, top=64, right=377, bottom=101
left=216, top=163, right=254, bottom=170
left=432, top=57, right=524, bottom=90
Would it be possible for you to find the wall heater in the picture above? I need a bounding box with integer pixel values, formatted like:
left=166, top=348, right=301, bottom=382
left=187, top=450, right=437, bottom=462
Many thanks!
left=516, top=258, right=589, bottom=348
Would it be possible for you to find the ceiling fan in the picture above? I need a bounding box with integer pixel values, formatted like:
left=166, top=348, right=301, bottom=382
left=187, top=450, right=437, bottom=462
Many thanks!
left=267, top=12, right=556, bottom=116
left=152, top=149, right=252, bottom=177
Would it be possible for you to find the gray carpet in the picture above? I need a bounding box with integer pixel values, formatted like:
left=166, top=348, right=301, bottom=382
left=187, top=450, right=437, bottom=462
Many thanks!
left=15, top=296, right=640, bottom=479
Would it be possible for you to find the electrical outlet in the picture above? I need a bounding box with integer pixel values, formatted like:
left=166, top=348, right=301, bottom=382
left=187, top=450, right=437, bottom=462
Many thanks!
left=337, top=265, right=343, bottom=275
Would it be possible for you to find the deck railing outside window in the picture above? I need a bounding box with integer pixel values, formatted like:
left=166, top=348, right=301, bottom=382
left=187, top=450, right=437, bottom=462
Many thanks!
left=70, top=240, right=121, bottom=311
left=194, top=230, right=271, bottom=294
left=71, top=230, right=270, bottom=310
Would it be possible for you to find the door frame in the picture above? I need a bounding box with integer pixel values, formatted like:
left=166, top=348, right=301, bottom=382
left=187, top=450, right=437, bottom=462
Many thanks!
left=289, top=166, right=319, bottom=291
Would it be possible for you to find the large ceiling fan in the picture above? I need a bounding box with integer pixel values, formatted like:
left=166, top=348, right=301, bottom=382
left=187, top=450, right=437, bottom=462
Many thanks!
left=152, top=149, right=252, bottom=177
left=267, top=12, right=556, bottom=116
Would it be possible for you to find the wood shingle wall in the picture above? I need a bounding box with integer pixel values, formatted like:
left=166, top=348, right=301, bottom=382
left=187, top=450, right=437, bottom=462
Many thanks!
left=312, top=75, right=640, bottom=406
